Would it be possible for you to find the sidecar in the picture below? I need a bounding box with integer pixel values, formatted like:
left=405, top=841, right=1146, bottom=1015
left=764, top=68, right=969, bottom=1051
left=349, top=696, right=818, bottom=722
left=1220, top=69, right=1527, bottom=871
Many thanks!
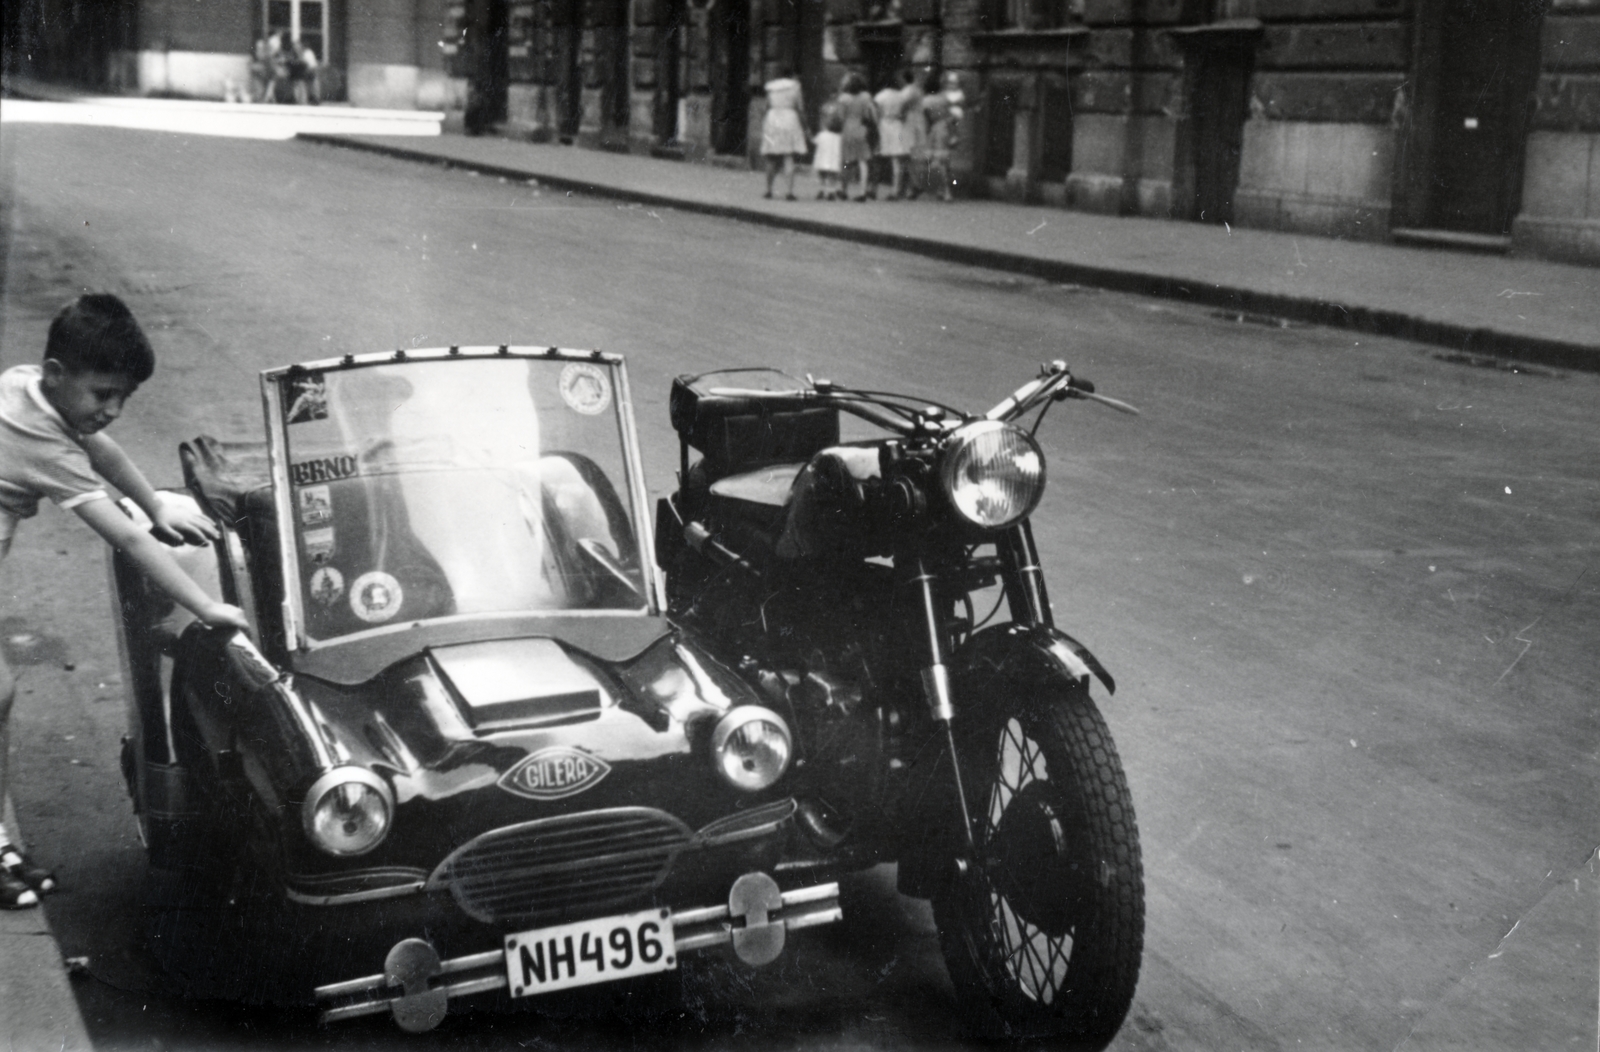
left=110, top=347, right=840, bottom=1031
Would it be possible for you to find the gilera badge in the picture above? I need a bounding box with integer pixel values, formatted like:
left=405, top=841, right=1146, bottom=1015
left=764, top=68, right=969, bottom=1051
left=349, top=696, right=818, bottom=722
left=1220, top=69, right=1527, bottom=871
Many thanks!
left=499, top=747, right=611, bottom=801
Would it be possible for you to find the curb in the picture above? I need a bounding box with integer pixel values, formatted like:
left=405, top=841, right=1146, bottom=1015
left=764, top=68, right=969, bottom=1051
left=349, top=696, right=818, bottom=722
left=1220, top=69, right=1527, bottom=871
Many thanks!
left=0, top=799, right=93, bottom=1052
left=299, top=133, right=1598, bottom=375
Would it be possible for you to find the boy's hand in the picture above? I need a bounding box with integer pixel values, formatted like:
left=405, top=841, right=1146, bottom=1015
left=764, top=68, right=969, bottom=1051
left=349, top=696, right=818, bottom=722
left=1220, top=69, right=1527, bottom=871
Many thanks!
left=198, top=602, right=251, bottom=632
left=150, top=503, right=220, bottom=546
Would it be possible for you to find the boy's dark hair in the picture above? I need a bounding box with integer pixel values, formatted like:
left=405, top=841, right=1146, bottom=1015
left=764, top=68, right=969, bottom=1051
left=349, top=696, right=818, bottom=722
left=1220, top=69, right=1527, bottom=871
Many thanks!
left=45, top=294, right=156, bottom=383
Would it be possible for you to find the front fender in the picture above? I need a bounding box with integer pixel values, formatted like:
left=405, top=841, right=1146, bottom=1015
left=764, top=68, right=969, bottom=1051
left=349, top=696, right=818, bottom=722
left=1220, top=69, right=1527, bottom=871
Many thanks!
left=954, top=622, right=1115, bottom=697
left=895, top=622, right=1115, bottom=899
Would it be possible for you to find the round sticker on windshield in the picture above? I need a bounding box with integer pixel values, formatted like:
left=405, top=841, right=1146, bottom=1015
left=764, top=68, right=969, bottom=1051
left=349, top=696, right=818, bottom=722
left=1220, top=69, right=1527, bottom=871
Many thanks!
left=559, top=362, right=611, bottom=416
left=308, top=566, right=344, bottom=607
left=350, top=571, right=404, bottom=623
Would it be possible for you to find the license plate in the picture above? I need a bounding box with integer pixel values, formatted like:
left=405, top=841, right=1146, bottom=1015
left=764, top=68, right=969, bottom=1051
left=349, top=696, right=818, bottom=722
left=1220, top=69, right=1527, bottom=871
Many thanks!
left=504, top=907, right=676, bottom=997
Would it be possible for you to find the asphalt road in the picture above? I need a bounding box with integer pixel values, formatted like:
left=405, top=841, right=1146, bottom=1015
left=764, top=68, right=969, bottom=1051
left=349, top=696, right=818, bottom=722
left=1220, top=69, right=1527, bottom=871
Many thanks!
left=1, top=123, right=1596, bottom=1051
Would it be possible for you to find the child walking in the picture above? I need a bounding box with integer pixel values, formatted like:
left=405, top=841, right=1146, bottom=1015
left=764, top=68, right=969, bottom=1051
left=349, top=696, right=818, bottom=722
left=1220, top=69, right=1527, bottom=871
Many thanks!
left=813, top=98, right=844, bottom=200
left=0, top=294, right=248, bottom=908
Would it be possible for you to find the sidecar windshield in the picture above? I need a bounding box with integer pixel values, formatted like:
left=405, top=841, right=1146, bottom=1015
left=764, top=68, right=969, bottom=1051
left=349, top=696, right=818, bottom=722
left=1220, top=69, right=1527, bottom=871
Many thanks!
left=274, top=354, right=648, bottom=643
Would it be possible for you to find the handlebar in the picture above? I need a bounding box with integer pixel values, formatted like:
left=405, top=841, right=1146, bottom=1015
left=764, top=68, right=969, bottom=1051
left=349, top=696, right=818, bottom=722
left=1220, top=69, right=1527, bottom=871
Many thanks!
left=223, top=629, right=283, bottom=690
left=706, top=360, right=1137, bottom=435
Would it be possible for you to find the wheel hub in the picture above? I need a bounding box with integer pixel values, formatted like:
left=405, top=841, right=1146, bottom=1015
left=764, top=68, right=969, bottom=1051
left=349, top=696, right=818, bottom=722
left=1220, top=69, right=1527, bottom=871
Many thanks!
left=987, top=781, right=1094, bottom=937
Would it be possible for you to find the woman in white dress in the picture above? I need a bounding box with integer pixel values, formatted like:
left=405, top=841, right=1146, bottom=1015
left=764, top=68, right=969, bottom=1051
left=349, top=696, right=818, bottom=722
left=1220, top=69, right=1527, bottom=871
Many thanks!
left=761, top=65, right=810, bottom=201
left=872, top=72, right=912, bottom=200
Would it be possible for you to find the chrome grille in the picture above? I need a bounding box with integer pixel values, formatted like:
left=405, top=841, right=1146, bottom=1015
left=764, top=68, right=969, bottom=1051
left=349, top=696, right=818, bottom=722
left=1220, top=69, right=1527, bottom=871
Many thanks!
left=429, top=807, right=692, bottom=924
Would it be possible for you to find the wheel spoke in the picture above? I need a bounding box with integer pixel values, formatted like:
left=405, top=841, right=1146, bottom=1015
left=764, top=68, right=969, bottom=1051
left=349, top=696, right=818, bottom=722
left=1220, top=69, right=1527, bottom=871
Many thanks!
left=980, top=718, right=1077, bottom=1005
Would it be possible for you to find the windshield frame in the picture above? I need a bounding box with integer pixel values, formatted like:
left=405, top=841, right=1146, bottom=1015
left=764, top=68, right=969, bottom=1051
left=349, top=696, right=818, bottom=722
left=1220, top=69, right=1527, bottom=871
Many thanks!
left=261, top=346, right=662, bottom=654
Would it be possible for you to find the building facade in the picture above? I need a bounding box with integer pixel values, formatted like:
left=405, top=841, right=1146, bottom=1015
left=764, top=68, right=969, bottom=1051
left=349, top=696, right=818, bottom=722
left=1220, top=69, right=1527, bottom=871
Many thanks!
left=6, top=0, right=1598, bottom=262
left=4, top=0, right=465, bottom=111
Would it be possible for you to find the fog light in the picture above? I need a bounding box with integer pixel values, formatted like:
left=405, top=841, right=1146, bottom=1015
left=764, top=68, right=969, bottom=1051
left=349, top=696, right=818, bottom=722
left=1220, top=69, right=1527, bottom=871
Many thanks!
left=711, top=707, right=792, bottom=792
left=303, top=768, right=392, bottom=856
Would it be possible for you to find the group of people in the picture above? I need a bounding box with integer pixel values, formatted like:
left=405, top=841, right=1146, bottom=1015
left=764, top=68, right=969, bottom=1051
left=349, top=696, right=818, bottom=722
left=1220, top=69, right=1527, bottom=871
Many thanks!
left=248, top=31, right=321, bottom=105
left=760, top=68, right=965, bottom=203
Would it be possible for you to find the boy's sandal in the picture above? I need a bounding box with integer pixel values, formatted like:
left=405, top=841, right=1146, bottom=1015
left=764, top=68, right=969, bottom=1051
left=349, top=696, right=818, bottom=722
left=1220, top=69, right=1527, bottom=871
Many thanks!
left=1, top=847, right=55, bottom=894
left=0, top=869, right=39, bottom=909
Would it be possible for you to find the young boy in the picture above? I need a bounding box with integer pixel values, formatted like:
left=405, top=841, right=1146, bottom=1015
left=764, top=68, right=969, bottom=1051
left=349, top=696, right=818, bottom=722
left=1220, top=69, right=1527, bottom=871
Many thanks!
left=0, top=294, right=248, bottom=908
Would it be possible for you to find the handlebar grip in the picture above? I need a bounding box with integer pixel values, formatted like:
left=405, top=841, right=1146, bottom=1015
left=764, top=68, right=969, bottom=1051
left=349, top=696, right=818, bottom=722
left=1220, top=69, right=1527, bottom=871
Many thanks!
left=1068, top=375, right=1096, bottom=394
left=224, top=630, right=283, bottom=690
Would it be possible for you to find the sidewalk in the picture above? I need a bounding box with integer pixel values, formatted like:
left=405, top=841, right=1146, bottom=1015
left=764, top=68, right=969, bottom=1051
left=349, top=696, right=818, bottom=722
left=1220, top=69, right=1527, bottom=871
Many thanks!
left=0, top=799, right=92, bottom=1052
left=301, top=131, right=1599, bottom=372
left=3, top=75, right=442, bottom=140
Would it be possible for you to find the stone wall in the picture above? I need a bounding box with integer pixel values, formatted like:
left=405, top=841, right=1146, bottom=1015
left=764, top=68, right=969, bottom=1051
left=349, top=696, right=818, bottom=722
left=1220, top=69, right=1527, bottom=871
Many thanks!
left=1514, top=0, right=1600, bottom=263
left=1230, top=0, right=1410, bottom=240
left=1065, top=4, right=1187, bottom=215
left=347, top=0, right=458, bottom=108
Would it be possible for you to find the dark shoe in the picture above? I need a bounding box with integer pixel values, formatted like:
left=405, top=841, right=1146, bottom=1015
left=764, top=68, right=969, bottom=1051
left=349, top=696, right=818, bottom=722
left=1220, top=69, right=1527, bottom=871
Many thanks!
left=1, top=846, right=54, bottom=894
left=763, top=191, right=773, bottom=199
left=816, top=190, right=826, bottom=199
left=785, top=193, right=797, bottom=201
left=0, top=869, right=38, bottom=909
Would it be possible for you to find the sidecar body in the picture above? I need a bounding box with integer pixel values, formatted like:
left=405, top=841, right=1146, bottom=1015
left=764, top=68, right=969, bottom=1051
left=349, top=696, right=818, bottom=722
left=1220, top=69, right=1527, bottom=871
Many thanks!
left=110, top=347, right=839, bottom=1031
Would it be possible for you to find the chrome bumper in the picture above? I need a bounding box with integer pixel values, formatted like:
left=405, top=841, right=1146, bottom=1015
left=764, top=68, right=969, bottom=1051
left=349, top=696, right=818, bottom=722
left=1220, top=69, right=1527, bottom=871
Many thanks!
left=314, top=874, right=841, bottom=1031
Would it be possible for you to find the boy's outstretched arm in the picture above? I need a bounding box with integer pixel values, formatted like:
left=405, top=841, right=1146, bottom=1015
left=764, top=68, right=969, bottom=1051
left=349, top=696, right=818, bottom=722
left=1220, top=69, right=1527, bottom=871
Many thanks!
left=74, top=498, right=249, bottom=631
left=83, top=433, right=218, bottom=545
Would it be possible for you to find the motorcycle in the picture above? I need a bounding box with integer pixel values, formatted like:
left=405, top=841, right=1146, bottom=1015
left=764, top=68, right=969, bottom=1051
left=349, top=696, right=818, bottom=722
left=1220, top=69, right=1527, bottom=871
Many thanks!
left=656, top=359, right=1145, bottom=1044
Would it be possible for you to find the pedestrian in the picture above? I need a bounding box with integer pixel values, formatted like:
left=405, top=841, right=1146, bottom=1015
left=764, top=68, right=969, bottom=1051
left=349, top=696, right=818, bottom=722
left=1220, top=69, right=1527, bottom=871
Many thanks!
left=292, top=38, right=321, bottom=105
left=873, top=73, right=913, bottom=200
left=923, top=71, right=964, bottom=202
left=0, top=294, right=249, bottom=909
left=268, top=31, right=293, bottom=102
left=255, top=33, right=287, bottom=103
left=836, top=73, right=877, bottom=202
left=250, top=35, right=272, bottom=102
left=901, top=70, right=928, bottom=199
left=760, top=64, right=809, bottom=201
left=812, top=96, right=844, bottom=199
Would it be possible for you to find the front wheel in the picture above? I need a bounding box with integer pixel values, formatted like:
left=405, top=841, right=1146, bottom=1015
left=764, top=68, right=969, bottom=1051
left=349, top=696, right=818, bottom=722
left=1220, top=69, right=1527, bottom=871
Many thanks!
left=932, top=684, right=1144, bottom=1047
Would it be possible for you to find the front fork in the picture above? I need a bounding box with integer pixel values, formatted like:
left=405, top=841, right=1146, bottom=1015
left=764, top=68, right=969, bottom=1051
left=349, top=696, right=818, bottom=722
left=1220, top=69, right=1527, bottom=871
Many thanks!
left=903, top=522, right=1044, bottom=856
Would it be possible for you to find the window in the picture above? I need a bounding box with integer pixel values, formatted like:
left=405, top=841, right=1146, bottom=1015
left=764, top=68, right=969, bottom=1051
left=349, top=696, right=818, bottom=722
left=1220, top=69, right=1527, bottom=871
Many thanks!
left=265, top=0, right=327, bottom=66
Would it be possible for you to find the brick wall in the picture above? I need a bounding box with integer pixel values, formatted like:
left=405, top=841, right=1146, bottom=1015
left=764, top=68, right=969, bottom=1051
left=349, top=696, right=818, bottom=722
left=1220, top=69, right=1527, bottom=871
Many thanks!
left=137, top=0, right=254, bottom=53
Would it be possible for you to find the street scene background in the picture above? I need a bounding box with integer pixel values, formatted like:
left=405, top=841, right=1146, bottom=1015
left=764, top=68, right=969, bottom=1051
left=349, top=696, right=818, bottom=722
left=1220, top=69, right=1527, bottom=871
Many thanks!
left=1, top=111, right=1597, bottom=1050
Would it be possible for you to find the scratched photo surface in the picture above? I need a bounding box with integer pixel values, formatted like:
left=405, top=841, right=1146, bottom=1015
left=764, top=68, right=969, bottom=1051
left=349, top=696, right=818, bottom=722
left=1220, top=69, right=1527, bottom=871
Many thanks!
left=1, top=5, right=1598, bottom=1048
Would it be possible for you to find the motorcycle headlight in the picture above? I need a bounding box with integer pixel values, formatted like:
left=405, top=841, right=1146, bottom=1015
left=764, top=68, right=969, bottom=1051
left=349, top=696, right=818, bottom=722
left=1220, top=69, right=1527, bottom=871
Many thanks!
left=710, top=707, right=793, bottom=792
left=940, top=421, right=1047, bottom=530
left=302, top=768, right=392, bottom=857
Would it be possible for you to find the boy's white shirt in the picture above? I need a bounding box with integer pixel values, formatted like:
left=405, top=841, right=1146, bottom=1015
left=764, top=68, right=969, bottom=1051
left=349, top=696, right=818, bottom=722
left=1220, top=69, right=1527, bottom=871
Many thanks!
left=0, top=365, right=108, bottom=520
